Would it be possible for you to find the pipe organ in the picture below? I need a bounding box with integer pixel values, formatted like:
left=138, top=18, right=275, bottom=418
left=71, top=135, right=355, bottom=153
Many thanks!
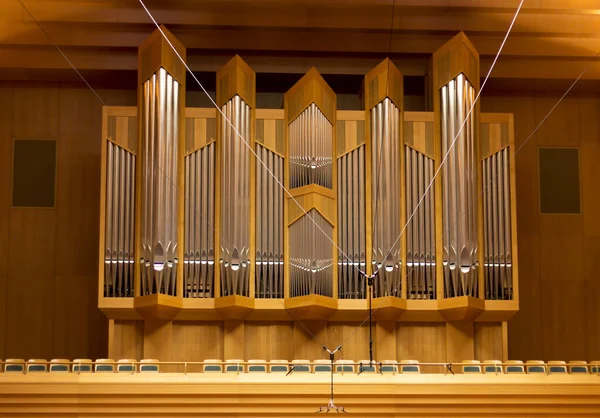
left=99, top=31, right=519, bottom=362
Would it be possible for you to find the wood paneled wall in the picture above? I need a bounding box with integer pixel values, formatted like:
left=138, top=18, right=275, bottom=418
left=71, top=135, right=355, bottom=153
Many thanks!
left=481, top=92, right=600, bottom=362
left=0, top=81, right=137, bottom=361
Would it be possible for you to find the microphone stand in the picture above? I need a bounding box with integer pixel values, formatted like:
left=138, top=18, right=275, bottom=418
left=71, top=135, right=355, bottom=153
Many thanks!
left=367, top=270, right=379, bottom=368
left=317, top=345, right=347, bottom=413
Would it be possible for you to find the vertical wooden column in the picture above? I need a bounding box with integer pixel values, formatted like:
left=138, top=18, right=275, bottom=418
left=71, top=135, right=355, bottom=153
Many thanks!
left=214, top=56, right=256, bottom=319
left=133, top=26, right=186, bottom=361
left=364, top=59, right=406, bottom=319
left=431, top=32, right=484, bottom=360
left=283, top=68, right=338, bottom=320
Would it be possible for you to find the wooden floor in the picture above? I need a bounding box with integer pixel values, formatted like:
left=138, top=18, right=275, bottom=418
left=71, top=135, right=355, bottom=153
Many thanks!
left=1, top=373, right=600, bottom=417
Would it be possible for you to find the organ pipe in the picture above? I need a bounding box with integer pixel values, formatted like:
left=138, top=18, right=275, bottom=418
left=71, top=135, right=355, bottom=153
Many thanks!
left=255, top=144, right=284, bottom=298
left=370, top=98, right=401, bottom=298
left=104, top=141, right=136, bottom=297
left=220, top=95, right=251, bottom=297
left=440, top=74, right=478, bottom=298
left=483, top=147, right=512, bottom=300
left=140, top=68, right=180, bottom=296
left=337, top=145, right=366, bottom=299
left=184, top=143, right=215, bottom=298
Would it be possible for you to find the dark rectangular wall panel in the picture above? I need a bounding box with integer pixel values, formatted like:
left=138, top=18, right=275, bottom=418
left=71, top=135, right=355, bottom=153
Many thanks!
left=12, top=139, right=57, bottom=208
left=539, top=147, right=580, bottom=214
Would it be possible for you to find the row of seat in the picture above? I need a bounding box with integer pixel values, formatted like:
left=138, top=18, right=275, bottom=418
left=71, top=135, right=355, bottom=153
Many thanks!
left=2, top=358, right=599, bottom=375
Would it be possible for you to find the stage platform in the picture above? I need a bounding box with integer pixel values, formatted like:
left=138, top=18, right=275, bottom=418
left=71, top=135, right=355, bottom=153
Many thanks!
left=1, top=372, right=599, bottom=417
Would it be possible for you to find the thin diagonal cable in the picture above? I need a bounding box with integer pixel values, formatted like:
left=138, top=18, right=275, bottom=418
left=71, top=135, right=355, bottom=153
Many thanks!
left=137, top=0, right=363, bottom=278
left=14, top=0, right=320, bottom=341
left=337, top=0, right=524, bottom=349
left=341, top=48, right=599, bottom=351
left=371, top=0, right=524, bottom=284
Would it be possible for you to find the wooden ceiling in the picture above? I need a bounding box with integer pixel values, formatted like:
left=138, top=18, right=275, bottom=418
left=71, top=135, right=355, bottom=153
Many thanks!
left=1, top=0, right=600, bottom=87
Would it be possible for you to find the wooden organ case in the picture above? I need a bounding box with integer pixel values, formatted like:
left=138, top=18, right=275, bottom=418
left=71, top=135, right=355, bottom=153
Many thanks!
left=99, top=30, right=518, bottom=363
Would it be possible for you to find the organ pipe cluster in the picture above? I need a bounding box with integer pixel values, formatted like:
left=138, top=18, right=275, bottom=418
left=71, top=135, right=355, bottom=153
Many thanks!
left=406, top=146, right=436, bottom=299
left=289, top=209, right=334, bottom=297
left=255, top=144, right=284, bottom=298
left=104, top=141, right=135, bottom=297
left=440, top=74, right=478, bottom=298
left=289, top=104, right=333, bottom=189
left=483, top=149, right=512, bottom=300
left=337, top=145, right=366, bottom=299
left=140, top=68, right=180, bottom=296
left=220, top=95, right=251, bottom=297
left=371, top=98, right=402, bottom=298
left=184, top=143, right=215, bottom=298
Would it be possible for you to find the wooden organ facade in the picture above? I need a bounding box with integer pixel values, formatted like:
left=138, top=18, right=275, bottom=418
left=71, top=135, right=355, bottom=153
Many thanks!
left=99, top=29, right=519, bottom=363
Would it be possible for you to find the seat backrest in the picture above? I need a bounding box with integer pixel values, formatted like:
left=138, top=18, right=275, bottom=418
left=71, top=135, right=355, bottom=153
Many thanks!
left=548, top=361, right=567, bottom=374
left=203, top=359, right=223, bottom=373
left=27, top=359, right=48, bottom=372
left=117, top=359, right=137, bottom=373
left=358, top=360, right=377, bottom=373
left=50, top=359, right=70, bottom=372
left=462, top=360, right=482, bottom=374
left=483, top=360, right=503, bottom=374
left=590, top=361, right=600, bottom=374
left=247, top=359, right=267, bottom=373
left=290, top=359, right=311, bottom=373
left=140, top=359, right=160, bottom=372
left=568, top=361, right=588, bottom=374
left=225, top=359, right=244, bottom=373
left=73, top=359, right=92, bottom=372
left=269, top=360, right=289, bottom=373
left=5, top=359, right=25, bottom=372
left=334, top=360, right=355, bottom=374
left=400, top=360, right=420, bottom=373
left=526, top=360, right=546, bottom=374
left=505, top=360, right=524, bottom=374
left=380, top=360, right=398, bottom=374
left=95, top=359, right=115, bottom=372
left=314, top=359, right=332, bottom=373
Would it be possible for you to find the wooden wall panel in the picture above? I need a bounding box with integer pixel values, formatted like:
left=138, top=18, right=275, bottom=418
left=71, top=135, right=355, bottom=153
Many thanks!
left=12, top=82, right=59, bottom=138
left=397, top=323, right=446, bottom=372
left=110, top=320, right=143, bottom=360
left=0, top=86, right=13, bottom=277
left=327, top=323, right=368, bottom=362
left=55, top=89, right=102, bottom=277
left=268, top=322, right=295, bottom=360
left=244, top=322, right=294, bottom=360
left=172, top=322, right=224, bottom=370
left=539, top=216, right=584, bottom=281
left=474, top=323, right=503, bottom=361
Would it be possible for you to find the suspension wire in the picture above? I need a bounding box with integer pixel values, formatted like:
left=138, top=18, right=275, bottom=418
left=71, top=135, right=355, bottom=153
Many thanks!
left=337, top=0, right=525, bottom=350
left=15, top=0, right=322, bottom=341
left=137, top=0, right=364, bottom=279
left=340, top=51, right=599, bottom=347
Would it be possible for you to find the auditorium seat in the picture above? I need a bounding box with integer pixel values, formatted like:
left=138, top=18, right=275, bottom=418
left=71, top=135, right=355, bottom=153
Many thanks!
left=380, top=360, right=398, bottom=374
left=95, top=359, right=115, bottom=372
left=399, top=360, right=420, bottom=374
left=4, top=359, right=25, bottom=372
left=358, top=360, right=377, bottom=374
left=27, top=359, right=47, bottom=372
left=225, top=359, right=244, bottom=373
left=591, top=361, right=600, bottom=374
left=462, top=360, right=482, bottom=374
left=482, top=360, right=503, bottom=374
left=290, top=359, right=311, bottom=373
left=526, top=360, right=546, bottom=374
left=313, top=359, right=332, bottom=373
left=548, top=361, right=567, bottom=374
left=117, top=359, right=137, bottom=373
left=73, top=359, right=92, bottom=373
left=504, top=360, right=525, bottom=374
left=568, top=361, right=588, bottom=374
left=269, top=360, right=289, bottom=373
left=203, top=359, right=223, bottom=373
left=334, top=360, right=354, bottom=374
left=139, top=359, right=159, bottom=372
left=247, top=359, right=267, bottom=373
left=49, top=359, right=70, bottom=372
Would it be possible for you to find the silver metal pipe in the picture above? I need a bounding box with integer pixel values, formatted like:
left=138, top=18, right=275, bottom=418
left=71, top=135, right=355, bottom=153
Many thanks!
left=105, top=141, right=114, bottom=296
left=111, top=143, right=119, bottom=296
left=503, top=148, right=512, bottom=299
left=208, top=142, right=215, bottom=297
left=358, top=145, right=365, bottom=298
